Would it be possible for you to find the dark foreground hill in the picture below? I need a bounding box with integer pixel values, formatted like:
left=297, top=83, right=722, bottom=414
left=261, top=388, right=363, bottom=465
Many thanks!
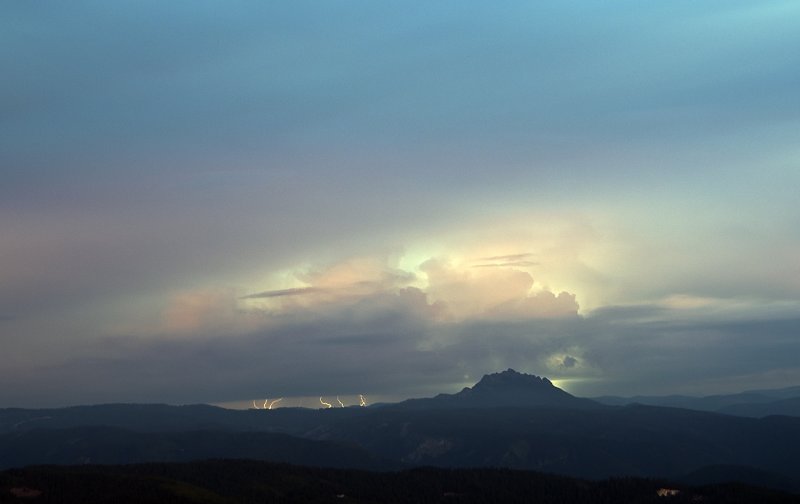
left=316, top=404, right=800, bottom=483
left=2, top=459, right=798, bottom=504
left=0, top=427, right=394, bottom=471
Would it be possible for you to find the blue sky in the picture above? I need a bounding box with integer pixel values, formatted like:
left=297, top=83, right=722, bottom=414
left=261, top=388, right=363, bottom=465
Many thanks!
left=2, top=1, right=799, bottom=407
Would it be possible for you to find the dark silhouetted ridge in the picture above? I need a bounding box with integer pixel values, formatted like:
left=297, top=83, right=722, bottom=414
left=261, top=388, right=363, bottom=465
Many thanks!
left=471, top=368, right=562, bottom=392
left=392, top=369, right=600, bottom=410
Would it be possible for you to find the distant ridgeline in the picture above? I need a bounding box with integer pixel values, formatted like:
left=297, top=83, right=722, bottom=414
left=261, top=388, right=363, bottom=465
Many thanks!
left=2, top=369, right=800, bottom=494
left=593, top=384, right=800, bottom=417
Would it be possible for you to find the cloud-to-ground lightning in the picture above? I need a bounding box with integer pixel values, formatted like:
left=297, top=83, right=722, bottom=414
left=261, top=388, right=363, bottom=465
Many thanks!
left=359, top=394, right=367, bottom=407
left=253, top=397, right=282, bottom=410
left=319, top=396, right=332, bottom=409
left=336, top=396, right=345, bottom=408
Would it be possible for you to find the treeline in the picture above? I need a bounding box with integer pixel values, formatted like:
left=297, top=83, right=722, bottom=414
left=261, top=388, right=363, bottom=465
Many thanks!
left=2, top=460, right=798, bottom=504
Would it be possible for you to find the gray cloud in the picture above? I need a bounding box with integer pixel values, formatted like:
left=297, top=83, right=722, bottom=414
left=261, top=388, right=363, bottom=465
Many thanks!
left=561, top=356, right=578, bottom=368
left=3, top=282, right=800, bottom=407
left=241, top=287, right=323, bottom=299
left=472, top=254, right=540, bottom=269
left=472, top=261, right=540, bottom=269
left=478, top=253, right=537, bottom=263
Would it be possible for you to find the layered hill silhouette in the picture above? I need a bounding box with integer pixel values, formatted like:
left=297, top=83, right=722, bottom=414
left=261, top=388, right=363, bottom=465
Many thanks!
left=2, top=370, right=800, bottom=492
left=594, top=385, right=800, bottom=417
left=0, top=427, right=394, bottom=471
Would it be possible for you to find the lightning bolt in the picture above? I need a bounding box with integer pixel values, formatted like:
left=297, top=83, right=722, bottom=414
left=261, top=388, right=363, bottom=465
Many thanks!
left=252, top=400, right=261, bottom=410
left=263, top=398, right=270, bottom=409
left=319, top=396, right=332, bottom=409
left=359, top=394, right=367, bottom=407
left=336, top=396, right=345, bottom=408
left=268, top=398, right=283, bottom=409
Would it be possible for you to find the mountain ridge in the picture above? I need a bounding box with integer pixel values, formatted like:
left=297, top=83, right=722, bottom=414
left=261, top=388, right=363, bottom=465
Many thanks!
left=390, top=369, right=601, bottom=410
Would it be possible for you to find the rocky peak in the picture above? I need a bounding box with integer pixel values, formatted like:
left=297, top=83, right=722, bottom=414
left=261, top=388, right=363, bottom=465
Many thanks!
left=472, top=369, right=555, bottom=392
left=393, top=368, right=599, bottom=410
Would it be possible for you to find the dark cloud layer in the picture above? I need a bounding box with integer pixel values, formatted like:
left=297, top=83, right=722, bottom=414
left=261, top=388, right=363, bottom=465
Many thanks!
left=3, top=282, right=800, bottom=407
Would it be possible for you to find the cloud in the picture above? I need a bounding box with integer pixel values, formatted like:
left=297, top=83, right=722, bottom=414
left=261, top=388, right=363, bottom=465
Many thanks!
left=241, top=287, right=322, bottom=299
left=0, top=253, right=583, bottom=405
left=473, top=253, right=540, bottom=268
left=160, top=288, right=264, bottom=337
left=561, top=356, right=578, bottom=368
left=235, top=254, right=577, bottom=323
left=472, top=261, right=540, bottom=268
left=297, top=256, right=416, bottom=290
left=479, top=253, right=537, bottom=262
left=16, top=249, right=800, bottom=406
left=420, top=258, right=579, bottom=320
left=3, top=278, right=800, bottom=406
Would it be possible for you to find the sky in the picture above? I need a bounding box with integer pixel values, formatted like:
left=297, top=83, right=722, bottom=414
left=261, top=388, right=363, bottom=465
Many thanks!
left=2, top=1, right=799, bottom=408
